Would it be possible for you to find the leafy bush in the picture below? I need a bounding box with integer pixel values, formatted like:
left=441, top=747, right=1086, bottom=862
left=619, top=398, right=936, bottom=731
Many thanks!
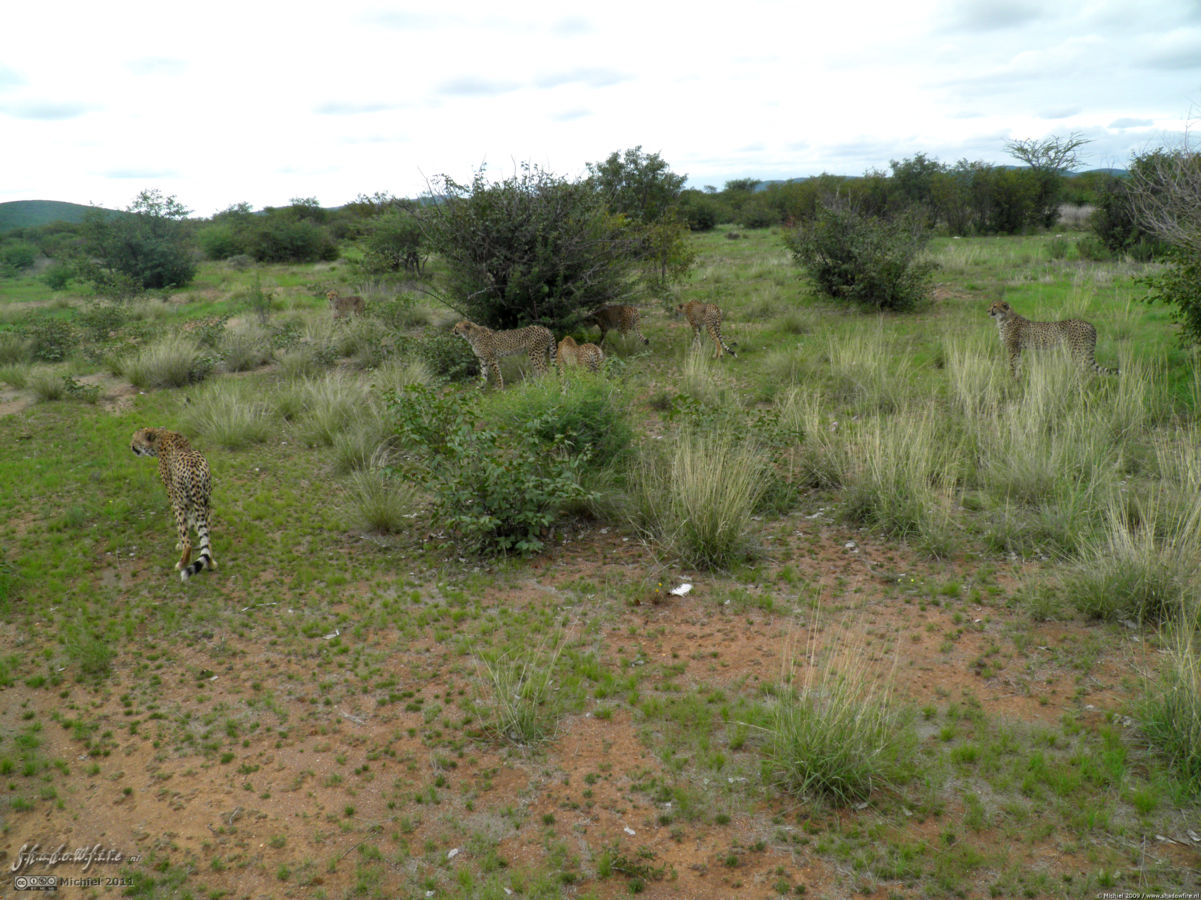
left=246, top=216, right=339, bottom=263
left=492, top=374, right=633, bottom=473
left=78, top=189, right=197, bottom=293
left=678, top=191, right=721, bottom=231
left=736, top=195, right=779, bottom=229
left=359, top=208, right=425, bottom=274
left=41, top=262, right=74, bottom=291
left=196, top=223, right=242, bottom=260
left=413, top=326, right=479, bottom=383
left=1143, top=247, right=1201, bottom=345
left=421, top=163, right=636, bottom=330
left=0, top=240, right=37, bottom=273
left=389, top=385, right=588, bottom=556
left=784, top=204, right=935, bottom=311
left=22, top=317, right=76, bottom=362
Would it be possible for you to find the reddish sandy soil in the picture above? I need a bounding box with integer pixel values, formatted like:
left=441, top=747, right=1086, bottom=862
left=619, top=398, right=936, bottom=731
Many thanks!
left=4, top=509, right=1198, bottom=900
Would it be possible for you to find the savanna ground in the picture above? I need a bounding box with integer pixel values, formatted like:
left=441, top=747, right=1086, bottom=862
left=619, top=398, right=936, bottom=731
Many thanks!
left=1, top=226, right=1200, bottom=900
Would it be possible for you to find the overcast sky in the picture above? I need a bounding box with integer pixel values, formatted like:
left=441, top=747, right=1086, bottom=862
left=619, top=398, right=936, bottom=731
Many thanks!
left=3, top=0, right=1200, bottom=217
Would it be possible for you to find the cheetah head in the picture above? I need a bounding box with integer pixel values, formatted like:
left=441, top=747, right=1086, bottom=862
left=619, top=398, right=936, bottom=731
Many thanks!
left=131, top=427, right=164, bottom=458
left=987, top=301, right=1012, bottom=320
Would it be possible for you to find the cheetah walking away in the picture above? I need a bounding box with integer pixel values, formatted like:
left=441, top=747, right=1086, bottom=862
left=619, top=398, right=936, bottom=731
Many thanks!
left=677, top=301, right=736, bottom=358
left=327, top=290, right=365, bottom=319
left=131, top=428, right=216, bottom=582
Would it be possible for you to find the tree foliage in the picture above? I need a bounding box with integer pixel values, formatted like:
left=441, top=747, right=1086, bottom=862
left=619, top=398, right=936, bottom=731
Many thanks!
left=1128, top=142, right=1201, bottom=344
left=587, top=146, right=695, bottom=292
left=78, top=189, right=197, bottom=296
left=1005, top=132, right=1092, bottom=228
left=419, top=164, right=636, bottom=330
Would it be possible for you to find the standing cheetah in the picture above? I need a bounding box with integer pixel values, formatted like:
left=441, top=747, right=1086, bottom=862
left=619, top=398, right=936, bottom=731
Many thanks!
left=452, top=320, right=557, bottom=389
left=584, top=304, right=649, bottom=346
left=677, top=301, right=736, bottom=359
left=988, top=300, right=1116, bottom=376
left=327, top=290, right=365, bottom=319
left=131, top=428, right=216, bottom=582
left=557, top=335, right=605, bottom=373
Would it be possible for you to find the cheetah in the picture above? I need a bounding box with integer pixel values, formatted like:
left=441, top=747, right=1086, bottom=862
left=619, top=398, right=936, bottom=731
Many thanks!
left=452, top=320, right=557, bottom=389
left=584, top=304, right=649, bottom=346
left=327, top=290, right=365, bottom=319
left=131, top=428, right=216, bottom=582
left=677, top=301, right=736, bottom=359
left=557, top=335, right=605, bottom=373
left=988, top=300, right=1116, bottom=376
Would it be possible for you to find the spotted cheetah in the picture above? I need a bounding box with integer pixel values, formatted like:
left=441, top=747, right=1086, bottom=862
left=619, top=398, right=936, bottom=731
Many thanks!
left=677, top=301, right=736, bottom=359
left=584, top=304, right=649, bottom=346
left=452, top=320, right=557, bottom=389
left=557, top=335, right=605, bottom=373
left=327, top=290, right=365, bottom=319
left=131, top=428, right=216, bottom=582
left=988, top=300, right=1116, bottom=376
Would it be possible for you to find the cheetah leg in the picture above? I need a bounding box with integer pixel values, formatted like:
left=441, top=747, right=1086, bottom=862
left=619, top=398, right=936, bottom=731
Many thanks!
left=488, top=360, right=504, bottom=390
left=174, top=505, right=192, bottom=571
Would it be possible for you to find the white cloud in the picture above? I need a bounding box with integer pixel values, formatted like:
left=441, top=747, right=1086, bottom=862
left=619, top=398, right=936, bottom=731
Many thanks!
left=0, top=0, right=1196, bottom=213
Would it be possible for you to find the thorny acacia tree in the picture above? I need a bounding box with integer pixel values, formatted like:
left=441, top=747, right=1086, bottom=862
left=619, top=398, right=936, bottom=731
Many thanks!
left=1005, top=132, right=1092, bottom=228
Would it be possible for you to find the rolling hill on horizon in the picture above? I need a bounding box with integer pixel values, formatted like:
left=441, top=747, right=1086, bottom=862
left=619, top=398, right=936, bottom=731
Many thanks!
left=0, top=199, right=121, bottom=233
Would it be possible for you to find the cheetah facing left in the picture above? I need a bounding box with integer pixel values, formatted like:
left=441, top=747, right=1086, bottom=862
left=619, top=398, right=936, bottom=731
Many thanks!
left=131, top=428, right=216, bottom=582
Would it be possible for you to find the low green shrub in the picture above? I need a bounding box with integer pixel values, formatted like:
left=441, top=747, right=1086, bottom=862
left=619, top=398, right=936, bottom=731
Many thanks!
left=389, top=384, right=588, bottom=556
left=784, top=204, right=935, bottom=311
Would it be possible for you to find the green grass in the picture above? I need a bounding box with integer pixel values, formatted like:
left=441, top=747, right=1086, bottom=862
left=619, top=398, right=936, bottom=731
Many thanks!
left=1, top=228, right=1200, bottom=899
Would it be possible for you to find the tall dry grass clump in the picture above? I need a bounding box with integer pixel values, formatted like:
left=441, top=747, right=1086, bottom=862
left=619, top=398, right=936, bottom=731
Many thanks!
left=761, top=627, right=915, bottom=805
left=628, top=431, right=767, bottom=569
left=293, top=372, right=375, bottom=447
left=120, top=334, right=210, bottom=388
left=1061, top=490, right=1201, bottom=624
left=342, top=463, right=420, bottom=534
left=218, top=321, right=273, bottom=373
left=1141, top=625, right=1201, bottom=795
left=182, top=380, right=275, bottom=449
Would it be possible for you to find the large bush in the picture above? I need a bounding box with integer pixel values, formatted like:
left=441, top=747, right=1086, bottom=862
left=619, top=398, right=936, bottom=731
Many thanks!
left=784, top=204, right=935, bottom=311
left=78, top=189, right=197, bottom=294
left=359, top=207, right=425, bottom=275
left=419, top=164, right=636, bottom=330
left=246, top=215, right=339, bottom=263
